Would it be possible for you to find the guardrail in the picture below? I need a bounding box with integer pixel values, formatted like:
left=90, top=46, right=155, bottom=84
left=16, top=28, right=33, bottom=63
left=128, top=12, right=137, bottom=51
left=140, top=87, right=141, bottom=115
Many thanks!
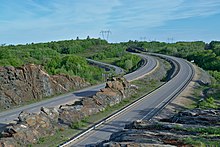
left=145, top=61, right=195, bottom=121
left=59, top=54, right=153, bottom=147
left=59, top=54, right=193, bottom=147
left=86, top=58, right=125, bottom=75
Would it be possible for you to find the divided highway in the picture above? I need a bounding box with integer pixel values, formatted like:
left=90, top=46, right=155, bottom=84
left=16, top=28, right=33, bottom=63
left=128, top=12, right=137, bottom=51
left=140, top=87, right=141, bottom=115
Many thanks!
left=63, top=53, right=194, bottom=147
left=0, top=54, right=157, bottom=125
left=86, top=58, right=125, bottom=75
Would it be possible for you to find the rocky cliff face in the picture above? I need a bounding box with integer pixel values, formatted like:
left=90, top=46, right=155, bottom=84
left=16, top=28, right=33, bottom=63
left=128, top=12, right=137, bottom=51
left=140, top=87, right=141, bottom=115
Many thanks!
left=98, top=109, right=220, bottom=147
left=1, top=107, right=59, bottom=145
left=0, top=64, right=89, bottom=109
left=0, top=77, right=136, bottom=146
left=59, top=77, right=135, bottom=125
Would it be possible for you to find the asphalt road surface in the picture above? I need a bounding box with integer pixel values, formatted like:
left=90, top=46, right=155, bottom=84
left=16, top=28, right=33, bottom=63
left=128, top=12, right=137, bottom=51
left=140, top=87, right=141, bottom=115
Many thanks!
left=68, top=54, right=194, bottom=147
left=0, top=54, right=157, bottom=125
left=86, top=58, right=125, bottom=75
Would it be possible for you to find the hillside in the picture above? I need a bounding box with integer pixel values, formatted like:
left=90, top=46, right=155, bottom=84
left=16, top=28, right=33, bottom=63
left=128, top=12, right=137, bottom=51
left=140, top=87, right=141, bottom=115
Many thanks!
left=0, top=64, right=89, bottom=109
left=0, top=39, right=220, bottom=146
left=0, top=39, right=142, bottom=110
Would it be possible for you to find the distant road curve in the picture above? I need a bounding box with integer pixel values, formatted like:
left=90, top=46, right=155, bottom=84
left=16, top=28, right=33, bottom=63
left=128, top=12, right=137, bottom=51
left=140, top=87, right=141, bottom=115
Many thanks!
left=63, top=53, right=194, bottom=147
left=86, top=58, right=125, bottom=75
left=0, top=53, right=158, bottom=125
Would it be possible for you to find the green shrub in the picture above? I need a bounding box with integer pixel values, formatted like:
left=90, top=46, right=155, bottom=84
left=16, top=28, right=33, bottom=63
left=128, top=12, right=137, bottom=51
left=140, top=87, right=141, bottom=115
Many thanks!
left=198, top=97, right=217, bottom=109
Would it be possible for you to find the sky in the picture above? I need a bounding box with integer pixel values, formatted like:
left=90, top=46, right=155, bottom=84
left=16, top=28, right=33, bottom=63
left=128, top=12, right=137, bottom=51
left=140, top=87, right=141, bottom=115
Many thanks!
left=0, top=0, right=220, bottom=44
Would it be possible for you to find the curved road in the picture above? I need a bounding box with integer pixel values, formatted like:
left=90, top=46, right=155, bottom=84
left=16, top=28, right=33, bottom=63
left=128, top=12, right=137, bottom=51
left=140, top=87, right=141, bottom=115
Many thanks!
left=66, top=54, right=194, bottom=147
left=0, top=54, right=157, bottom=125
left=86, top=58, right=125, bottom=75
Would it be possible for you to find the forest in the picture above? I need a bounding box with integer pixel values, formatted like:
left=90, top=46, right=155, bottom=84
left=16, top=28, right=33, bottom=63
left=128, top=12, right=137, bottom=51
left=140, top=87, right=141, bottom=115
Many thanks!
left=1, top=38, right=220, bottom=146
left=123, top=40, right=220, bottom=109
left=1, top=39, right=220, bottom=84
left=0, top=38, right=141, bottom=83
left=123, top=40, right=220, bottom=83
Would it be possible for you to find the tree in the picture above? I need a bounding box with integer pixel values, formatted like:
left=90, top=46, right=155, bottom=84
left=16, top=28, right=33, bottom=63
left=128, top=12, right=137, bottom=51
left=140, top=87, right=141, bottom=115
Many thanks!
left=124, top=60, right=133, bottom=70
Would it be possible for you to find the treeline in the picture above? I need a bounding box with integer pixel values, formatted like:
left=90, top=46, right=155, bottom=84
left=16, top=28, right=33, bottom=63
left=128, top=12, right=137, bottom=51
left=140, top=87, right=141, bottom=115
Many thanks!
left=122, top=40, right=220, bottom=110
left=123, top=40, right=220, bottom=83
left=0, top=38, right=143, bottom=83
left=1, top=38, right=220, bottom=84
left=0, top=39, right=108, bottom=83
left=91, top=44, right=141, bottom=72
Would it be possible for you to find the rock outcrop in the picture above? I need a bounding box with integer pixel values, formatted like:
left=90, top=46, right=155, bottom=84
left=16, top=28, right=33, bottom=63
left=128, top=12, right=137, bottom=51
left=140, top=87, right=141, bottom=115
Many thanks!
left=0, top=107, right=59, bottom=146
left=162, top=108, right=220, bottom=125
left=59, top=77, right=135, bottom=126
left=97, top=109, right=220, bottom=147
left=0, top=77, right=136, bottom=146
left=0, top=64, right=89, bottom=109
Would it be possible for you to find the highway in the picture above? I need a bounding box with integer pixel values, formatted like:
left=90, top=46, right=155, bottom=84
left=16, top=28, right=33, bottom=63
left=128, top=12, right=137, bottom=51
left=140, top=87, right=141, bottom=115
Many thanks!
left=86, top=58, right=125, bottom=75
left=64, top=54, right=194, bottom=147
left=0, top=54, right=157, bottom=125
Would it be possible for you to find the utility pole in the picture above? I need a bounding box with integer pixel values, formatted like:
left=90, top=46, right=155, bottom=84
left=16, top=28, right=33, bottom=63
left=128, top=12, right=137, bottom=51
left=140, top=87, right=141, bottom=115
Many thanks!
left=167, top=37, right=174, bottom=43
left=100, top=30, right=112, bottom=41
left=140, top=37, right=147, bottom=41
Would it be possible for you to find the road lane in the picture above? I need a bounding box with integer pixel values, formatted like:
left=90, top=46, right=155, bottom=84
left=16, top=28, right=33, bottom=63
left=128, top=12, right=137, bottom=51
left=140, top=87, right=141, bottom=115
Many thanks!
left=70, top=54, right=194, bottom=147
left=86, top=58, right=125, bottom=75
left=0, top=54, right=157, bottom=124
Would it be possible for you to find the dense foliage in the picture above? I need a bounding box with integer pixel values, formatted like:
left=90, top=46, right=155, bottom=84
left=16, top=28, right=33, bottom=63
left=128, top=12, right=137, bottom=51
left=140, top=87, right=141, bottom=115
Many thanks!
left=0, top=38, right=143, bottom=83
left=1, top=38, right=220, bottom=84
left=124, top=41, right=220, bottom=71
left=123, top=40, right=220, bottom=109
left=0, top=39, right=109, bottom=83
left=91, top=44, right=141, bottom=72
left=123, top=40, right=220, bottom=81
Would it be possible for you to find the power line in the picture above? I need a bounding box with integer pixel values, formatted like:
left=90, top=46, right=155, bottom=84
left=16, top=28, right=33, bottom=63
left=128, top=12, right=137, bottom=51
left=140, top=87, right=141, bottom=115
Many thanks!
left=167, top=37, right=174, bottom=43
left=100, top=30, right=112, bottom=41
left=140, top=36, right=147, bottom=41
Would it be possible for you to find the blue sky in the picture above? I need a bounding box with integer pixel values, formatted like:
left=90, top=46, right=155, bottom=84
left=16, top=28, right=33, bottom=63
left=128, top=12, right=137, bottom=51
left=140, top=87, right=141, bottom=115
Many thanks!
left=0, top=0, right=220, bottom=44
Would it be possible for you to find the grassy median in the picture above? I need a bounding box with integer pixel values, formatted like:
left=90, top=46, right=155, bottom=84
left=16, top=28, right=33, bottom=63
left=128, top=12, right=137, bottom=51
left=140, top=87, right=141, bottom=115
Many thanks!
left=33, top=58, right=171, bottom=147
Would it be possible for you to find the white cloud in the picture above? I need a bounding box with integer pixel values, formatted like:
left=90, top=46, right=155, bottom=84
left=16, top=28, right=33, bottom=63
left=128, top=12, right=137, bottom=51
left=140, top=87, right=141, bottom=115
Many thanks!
left=0, top=0, right=220, bottom=44
left=107, top=0, right=220, bottom=29
left=0, top=0, right=120, bottom=29
left=172, top=0, right=220, bottom=19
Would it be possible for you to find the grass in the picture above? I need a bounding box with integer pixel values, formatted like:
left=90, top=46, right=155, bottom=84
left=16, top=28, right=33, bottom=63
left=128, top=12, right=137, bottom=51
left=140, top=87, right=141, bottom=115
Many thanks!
left=21, top=57, right=171, bottom=146
left=175, top=125, right=220, bottom=136
left=96, top=57, right=119, bottom=65
left=178, top=79, right=220, bottom=145
left=197, top=97, right=218, bottom=109
left=174, top=125, right=220, bottom=145
left=70, top=118, right=89, bottom=129
left=187, top=84, right=208, bottom=109
left=190, top=127, right=220, bottom=135
left=34, top=128, right=77, bottom=147
left=32, top=79, right=163, bottom=146
left=189, top=83, right=220, bottom=109
left=75, top=46, right=106, bottom=58
left=183, top=137, right=220, bottom=146
left=0, top=48, right=144, bottom=112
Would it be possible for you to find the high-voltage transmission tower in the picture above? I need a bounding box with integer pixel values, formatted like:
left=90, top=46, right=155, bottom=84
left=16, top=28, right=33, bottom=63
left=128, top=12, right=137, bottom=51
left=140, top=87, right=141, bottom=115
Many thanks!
left=140, top=36, right=147, bottom=41
left=167, top=37, right=174, bottom=43
left=100, top=30, right=111, bottom=41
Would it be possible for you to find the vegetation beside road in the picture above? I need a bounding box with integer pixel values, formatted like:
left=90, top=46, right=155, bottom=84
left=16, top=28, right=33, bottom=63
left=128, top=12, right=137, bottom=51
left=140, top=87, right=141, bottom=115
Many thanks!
left=0, top=39, right=108, bottom=84
left=126, top=40, right=220, bottom=109
left=32, top=58, right=171, bottom=147
left=1, top=38, right=220, bottom=146
left=0, top=38, right=141, bottom=84
left=90, top=44, right=141, bottom=72
left=124, top=40, right=220, bottom=146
